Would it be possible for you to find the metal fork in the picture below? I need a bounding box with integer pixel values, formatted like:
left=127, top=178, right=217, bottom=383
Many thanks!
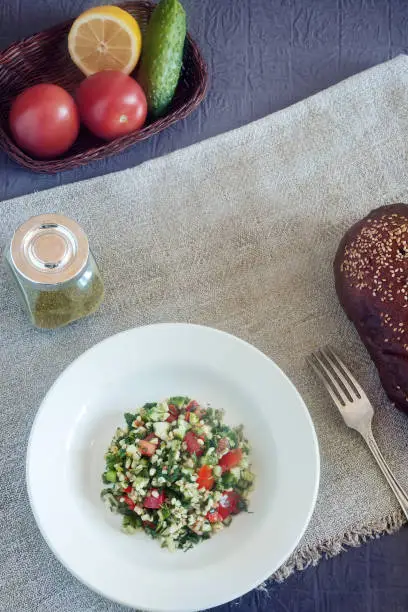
left=308, top=347, right=408, bottom=519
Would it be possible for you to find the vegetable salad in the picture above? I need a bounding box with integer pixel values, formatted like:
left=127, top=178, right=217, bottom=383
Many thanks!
left=101, top=397, right=255, bottom=551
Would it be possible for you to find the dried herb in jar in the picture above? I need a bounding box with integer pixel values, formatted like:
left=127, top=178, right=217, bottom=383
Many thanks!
left=6, top=213, right=105, bottom=330
left=33, top=275, right=104, bottom=329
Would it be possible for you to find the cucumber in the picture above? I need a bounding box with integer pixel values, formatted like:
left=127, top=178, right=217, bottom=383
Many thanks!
left=138, top=0, right=186, bottom=117
left=103, top=469, right=117, bottom=483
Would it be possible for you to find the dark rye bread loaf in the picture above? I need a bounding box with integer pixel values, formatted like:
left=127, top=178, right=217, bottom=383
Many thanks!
left=334, top=203, right=408, bottom=415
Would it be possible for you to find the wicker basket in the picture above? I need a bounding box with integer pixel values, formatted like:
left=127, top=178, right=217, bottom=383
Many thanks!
left=0, top=1, right=208, bottom=173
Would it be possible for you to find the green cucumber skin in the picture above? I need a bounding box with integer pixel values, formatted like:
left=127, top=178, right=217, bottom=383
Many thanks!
left=139, top=0, right=187, bottom=117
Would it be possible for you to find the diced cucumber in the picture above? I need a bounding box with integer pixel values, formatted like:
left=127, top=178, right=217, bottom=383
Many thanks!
left=200, top=452, right=218, bottom=467
left=154, top=421, right=170, bottom=440
left=145, top=402, right=169, bottom=422
left=173, top=418, right=190, bottom=439
left=241, top=469, right=255, bottom=482
left=213, top=465, right=222, bottom=478
left=188, top=412, right=199, bottom=426
left=170, top=439, right=182, bottom=452
left=101, top=490, right=119, bottom=508
left=103, top=469, right=117, bottom=483
left=133, top=476, right=149, bottom=489
left=230, top=467, right=241, bottom=481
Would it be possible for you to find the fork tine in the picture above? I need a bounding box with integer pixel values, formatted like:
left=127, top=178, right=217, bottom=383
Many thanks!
left=325, top=347, right=364, bottom=399
left=320, top=347, right=359, bottom=402
left=307, top=354, right=346, bottom=408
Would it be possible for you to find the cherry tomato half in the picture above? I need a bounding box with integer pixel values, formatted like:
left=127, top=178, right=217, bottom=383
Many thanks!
left=166, top=404, right=179, bottom=423
left=144, top=433, right=158, bottom=442
left=138, top=439, right=157, bottom=456
left=76, top=70, right=147, bottom=140
left=143, top=520, right=156, bottom=529
left=218, top=448, right=243, bottom=473
left=123, top=496, right=135, bottom=510
left=138, top=432, right=158, bottom=456
left=9, top=84, right=79, bottom=159
left=206, top=508, right=222, bottom=523
left=143, top=489, right=165, bottom=509
left=184, top=431, right=204, bottom=456
left=217, top=491, right=241, bottom=520
left=197, top=465, right=214, bottom=490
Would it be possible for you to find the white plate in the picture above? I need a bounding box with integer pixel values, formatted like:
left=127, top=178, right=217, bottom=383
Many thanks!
left=27, top=323, right=319, bottom=612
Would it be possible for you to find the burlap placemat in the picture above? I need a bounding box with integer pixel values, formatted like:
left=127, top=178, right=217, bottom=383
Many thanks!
left=2, top=56, right=408, bottom=611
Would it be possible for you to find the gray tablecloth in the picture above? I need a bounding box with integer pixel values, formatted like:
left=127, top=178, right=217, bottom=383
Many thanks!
left=2, top=54, right=408, bottom=611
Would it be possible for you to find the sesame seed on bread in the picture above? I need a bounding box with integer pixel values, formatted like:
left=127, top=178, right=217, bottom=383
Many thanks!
left=334, top=203, right=408, bottom=414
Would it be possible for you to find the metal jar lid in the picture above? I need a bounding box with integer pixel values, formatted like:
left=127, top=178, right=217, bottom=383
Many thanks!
left=10, top=213, right=89, bottom=285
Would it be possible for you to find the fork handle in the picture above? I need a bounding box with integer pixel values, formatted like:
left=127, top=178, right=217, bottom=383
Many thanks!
left=363, top=431, right=408, bottom=520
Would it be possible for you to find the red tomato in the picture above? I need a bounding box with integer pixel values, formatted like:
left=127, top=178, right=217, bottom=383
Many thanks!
left=143, top=489, right=165, bottom=509
left=138, top=432, right=158, bottom=456
left=123, top=496, right=135, bottom=510
left=166, top=404, right=179, bottom=423
left=185, top=401, right=205, bottom=422
left=184, top=431, right=204, bottom=456
left=123, top=485, right=132, bottom=493
left=218, top=448, right=243, bottom=472
left=144, top=433, right=158, bottom=442
left=197, top=465, right=214, bottom=490
left=143, top=520, right=156, bottom=529
left=184, top=400, right=197, bottom=422
left=185, top=400, right=199, bottom=411
left=9, top=84, right=79, bottom=159
left=216, top=437, right=229, bottom=455
left=138, top=439, right=157, bottom=456
left=76, top=70, right=147, bottom=140
left=217, top=491, right=241, bottom=520
left=206, top=508, right=222, bottom=523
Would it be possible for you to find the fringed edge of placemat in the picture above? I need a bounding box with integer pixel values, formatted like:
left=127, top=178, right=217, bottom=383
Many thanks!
left=265, top=509, right=406, bottom=584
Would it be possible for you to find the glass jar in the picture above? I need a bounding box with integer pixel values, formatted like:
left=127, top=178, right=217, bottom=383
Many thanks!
left=5, top=213, right=104, bottom=329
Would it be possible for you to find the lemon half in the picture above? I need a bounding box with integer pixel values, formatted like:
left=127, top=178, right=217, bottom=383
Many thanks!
left=68, top=5, right=142, bottom=76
